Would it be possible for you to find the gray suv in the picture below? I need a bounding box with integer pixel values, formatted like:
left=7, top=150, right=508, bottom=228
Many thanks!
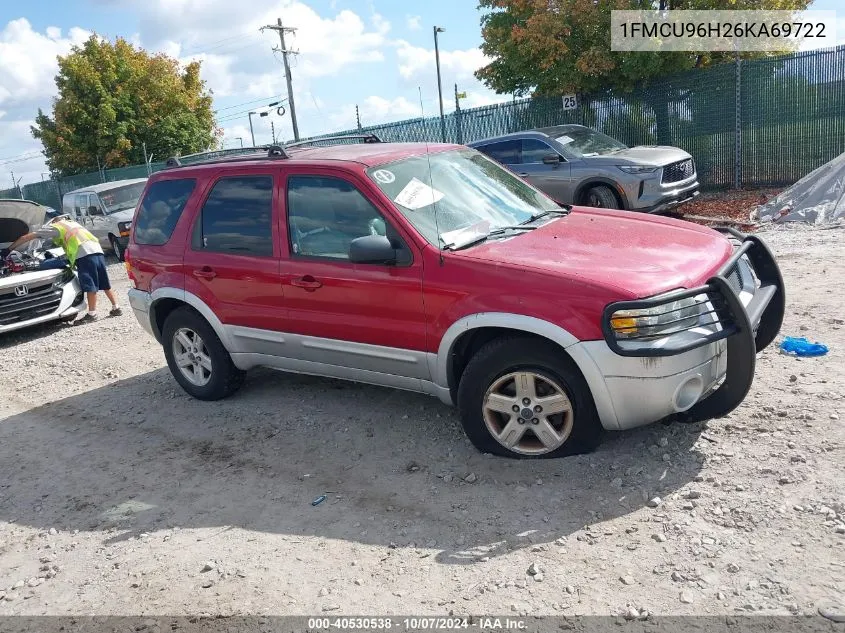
left=469, top=125, right=699, bottom=213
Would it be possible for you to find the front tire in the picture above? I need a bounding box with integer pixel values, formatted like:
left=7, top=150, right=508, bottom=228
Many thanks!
left=109, top=236, right=125, bottom=262
left=457, top=337, right=603, bottom=459
left=162, top=306, right=245, bottom=400
left=584, top=185, right=620, bottom=209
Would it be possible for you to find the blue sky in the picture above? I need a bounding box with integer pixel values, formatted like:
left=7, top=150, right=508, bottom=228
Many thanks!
left=1, top=0, right=842, bottom=186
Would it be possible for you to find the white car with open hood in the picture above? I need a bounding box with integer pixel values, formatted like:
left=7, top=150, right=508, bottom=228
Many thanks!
left=0, top=199, right=86, bottom=334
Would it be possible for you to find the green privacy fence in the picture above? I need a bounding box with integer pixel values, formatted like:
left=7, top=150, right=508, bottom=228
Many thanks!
left=4, top=45, right=844, bottom=209
left=302, top=44, right=845, bottom=192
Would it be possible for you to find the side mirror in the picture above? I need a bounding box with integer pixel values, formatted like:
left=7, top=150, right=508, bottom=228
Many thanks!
left=349, top=235, right=397, bottom=265
left=88, top=205, right=101, bottom=216
left=542, top=154, right=562, bottom=165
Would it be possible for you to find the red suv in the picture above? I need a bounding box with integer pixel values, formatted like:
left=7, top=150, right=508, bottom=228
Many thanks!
left=125, top=137, right=784, bottom=459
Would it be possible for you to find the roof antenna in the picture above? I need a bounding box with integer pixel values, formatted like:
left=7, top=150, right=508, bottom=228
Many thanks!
left=418, top=87, right=444, bottom=266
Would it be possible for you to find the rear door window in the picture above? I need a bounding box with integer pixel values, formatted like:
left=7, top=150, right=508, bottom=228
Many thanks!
left=477, top=140, right=521, bottom=165
left=197, top=176, right=274, bottom=257
left=134, top=179, right=196, bottom=245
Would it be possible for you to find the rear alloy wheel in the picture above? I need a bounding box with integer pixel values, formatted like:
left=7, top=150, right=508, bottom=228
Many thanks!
left=162, top=306, right=245, bottom=400
left=585, top=185, right=620, bottom=209
left=109, top=236, right=125, bottom=262
left=457, top=337, right=602, bottom=458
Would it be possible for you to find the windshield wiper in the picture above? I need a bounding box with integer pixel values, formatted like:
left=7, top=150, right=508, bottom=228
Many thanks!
left=444, top=225, right=536, bottom=251
left=523, top=207, right=570, bottom=224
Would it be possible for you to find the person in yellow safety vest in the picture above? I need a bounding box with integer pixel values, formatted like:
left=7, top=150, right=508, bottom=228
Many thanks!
left=4, top=217, right=122, bottom=325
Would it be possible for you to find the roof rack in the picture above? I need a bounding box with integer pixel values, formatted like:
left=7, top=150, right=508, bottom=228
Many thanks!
left=164, top=145, right=290, bottom=169
left=284, top=133, right=383, bottom=150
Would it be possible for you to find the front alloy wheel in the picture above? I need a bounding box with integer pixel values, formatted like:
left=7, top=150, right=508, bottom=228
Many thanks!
left=483, top=371, right=574, bottom=456
left=456, top=337, right=602, bottom=458
left=172, top=327, right=213, bottom=386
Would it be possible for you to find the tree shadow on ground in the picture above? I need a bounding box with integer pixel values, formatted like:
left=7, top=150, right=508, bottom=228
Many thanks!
left=0, top=367, right=706, bottom=565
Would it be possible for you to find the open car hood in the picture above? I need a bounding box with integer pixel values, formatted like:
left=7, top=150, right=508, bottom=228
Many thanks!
left=0, top=200, right=48, bottom=246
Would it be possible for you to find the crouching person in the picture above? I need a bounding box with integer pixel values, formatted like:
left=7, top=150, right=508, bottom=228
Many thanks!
left=6, top=217, right=122, bottom=324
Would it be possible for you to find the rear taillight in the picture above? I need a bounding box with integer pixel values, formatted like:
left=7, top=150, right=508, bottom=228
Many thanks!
left=124, top=247, right=137, bottom=287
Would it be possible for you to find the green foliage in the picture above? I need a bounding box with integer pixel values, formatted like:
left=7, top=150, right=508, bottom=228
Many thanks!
left=32, top=36, right=219, bottom=176
left=475, top=0, right=812, bottom=97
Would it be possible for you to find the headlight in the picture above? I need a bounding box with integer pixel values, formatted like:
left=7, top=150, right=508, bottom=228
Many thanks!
left=617, top=165, right=659, bottom=174
left=118, top=221, right=132, bottom=234
left=609, top=295, right=713, bottom=340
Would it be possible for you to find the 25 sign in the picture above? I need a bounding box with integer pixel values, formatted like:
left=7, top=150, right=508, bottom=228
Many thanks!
left=562, top=94, right=578, bottom=110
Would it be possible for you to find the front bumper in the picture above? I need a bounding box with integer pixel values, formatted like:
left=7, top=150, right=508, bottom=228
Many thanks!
left=581, top=229, right=784, bottom=430
left=0, top=274, right=86, bottom=335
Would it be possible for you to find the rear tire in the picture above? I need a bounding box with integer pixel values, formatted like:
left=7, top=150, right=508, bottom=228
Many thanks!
left=584, top=185, right=620, bottom=209
left=162, top=306, right=245, bottom=400
left=456, top=337, right=603, bottom=459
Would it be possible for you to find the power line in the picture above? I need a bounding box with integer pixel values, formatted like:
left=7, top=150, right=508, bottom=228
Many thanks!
left=214, top=94, right=285, bottom=114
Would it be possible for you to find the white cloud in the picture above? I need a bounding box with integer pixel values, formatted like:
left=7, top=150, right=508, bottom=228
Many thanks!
left=396, top=40, right=490, bottom=82
left=0, top=19, right=89, bottom=106
left=406, top=15, right=422, bottom=31
left=124, top=0, right=391, bottom=95
left=0, top=19, right=90, bottom=186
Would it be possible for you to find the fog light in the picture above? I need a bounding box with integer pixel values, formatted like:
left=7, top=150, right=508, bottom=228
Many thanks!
left=673, top=375, right=704, bottom=412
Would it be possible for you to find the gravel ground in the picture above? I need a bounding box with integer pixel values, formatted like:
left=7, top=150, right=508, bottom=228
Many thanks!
left=0, top=226, right=842, bottom=618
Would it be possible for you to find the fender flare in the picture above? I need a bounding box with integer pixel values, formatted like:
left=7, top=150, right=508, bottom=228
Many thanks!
left=149, top=288, right=236, bottom=351
left=431, top=312, right=619, bottom=429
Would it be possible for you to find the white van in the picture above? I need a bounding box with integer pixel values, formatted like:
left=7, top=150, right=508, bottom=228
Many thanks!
left=62, top=178, right=147, bottom=261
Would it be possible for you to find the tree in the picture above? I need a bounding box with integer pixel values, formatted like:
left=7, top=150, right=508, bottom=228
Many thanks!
left=475, top=0, right=812, bottom=142
left=476, top=0, right=812, bottom=96
left=32, top=36, right=218, bottom=176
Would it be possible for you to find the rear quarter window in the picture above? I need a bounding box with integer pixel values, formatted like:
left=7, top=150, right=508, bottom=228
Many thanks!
left=134, top=179, right=196, bottom=246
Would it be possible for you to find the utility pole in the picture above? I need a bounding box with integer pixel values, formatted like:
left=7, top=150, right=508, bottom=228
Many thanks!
left=433, top=26, right=446, bottom=143
left=262, top=19, right=300, bottom=141
left=454, top=84, right=465, bottom=145
left=143, top=142, right=151, bottom=176
left=10, top=171, right=23, bottom=199
left=356, top=105, right=362, bottom=131
left=248, top=112, right=257, bottom=146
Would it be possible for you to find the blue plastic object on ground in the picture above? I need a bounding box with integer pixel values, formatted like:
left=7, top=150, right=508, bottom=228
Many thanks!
left=779, top=336, right=829, bottom=357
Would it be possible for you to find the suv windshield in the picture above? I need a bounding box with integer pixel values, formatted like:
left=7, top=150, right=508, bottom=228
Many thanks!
left=551, top=126, right=627, bottom=157
left=99, top=182, right=147, bottom=214
left=366, top=148, right=560, bottom=248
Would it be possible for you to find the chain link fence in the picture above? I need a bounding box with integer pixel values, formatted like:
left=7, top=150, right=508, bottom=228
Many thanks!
left=4, top=45, right=844, bottom=209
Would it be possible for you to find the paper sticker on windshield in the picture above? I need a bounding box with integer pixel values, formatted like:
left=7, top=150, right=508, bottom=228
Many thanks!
left=394, top=177, right=444, bottom=210
left=557, top=135, right=574, bottom=145
left=373, top=169, right=395, bottom=184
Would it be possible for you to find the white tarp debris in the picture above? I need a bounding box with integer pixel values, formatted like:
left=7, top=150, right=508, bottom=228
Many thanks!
left=752, top=151, right=845, bottom=224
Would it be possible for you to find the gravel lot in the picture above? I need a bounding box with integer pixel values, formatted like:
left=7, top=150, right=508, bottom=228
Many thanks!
left=0, top=226, right=842, bottom=618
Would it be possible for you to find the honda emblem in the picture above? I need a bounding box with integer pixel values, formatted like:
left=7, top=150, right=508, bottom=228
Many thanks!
left=14, top=285, right=28, bottom=297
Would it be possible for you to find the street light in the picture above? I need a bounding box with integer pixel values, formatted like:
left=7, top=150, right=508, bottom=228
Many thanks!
left=235, top=137, right=244, bottom=148
left=433, top=26, right=446, bottom=143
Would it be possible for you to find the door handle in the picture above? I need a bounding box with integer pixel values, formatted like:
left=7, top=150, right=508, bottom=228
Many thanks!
left=192, top=266, right=217, bottom=280
left=518, top=172, right=529, bottom=177
left=291, top=275, right=322, bottom=290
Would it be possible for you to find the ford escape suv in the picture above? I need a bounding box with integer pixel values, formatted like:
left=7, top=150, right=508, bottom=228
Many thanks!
left=126, top=138, right=784, bottom=459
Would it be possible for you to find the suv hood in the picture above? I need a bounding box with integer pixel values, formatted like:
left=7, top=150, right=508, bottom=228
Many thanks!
left=458, top=208, right=733, bottom=299
left=0, top=200, right=47, bottom=246
left=588, top=146, right=691, bottom=167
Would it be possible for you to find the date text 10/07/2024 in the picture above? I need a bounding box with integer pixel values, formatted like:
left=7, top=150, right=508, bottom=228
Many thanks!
left=306, top=617, right=527, bottom=630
